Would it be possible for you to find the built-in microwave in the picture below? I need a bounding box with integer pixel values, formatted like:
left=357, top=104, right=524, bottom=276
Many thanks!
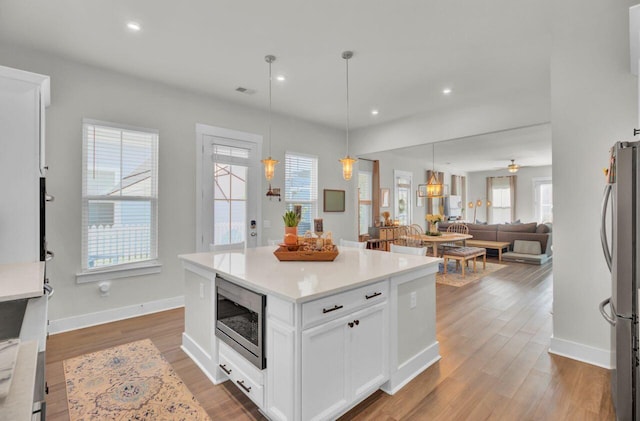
left=215, top=275, right=266, bottom=370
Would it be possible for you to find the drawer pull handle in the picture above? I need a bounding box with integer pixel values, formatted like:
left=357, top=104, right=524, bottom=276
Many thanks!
left=348, top=321, right=354, bottom=328
left=237, top=379, right=251, bottom=393
left=322, top=304, right=343, bottom=314
left=219, top=364, right=232, bottom=375
left=365, top=292, right=382, bottom=300
left=354, top=319, right=359, bottom=326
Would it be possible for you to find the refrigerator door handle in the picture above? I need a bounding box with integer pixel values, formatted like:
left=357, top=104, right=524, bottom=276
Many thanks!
left=599, top=297, right=616, bottom=326
left=600, top=184, right=613, bottom=272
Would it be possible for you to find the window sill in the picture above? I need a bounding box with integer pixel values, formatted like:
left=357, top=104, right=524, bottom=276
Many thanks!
left=76, top=261, right=162, bottom=284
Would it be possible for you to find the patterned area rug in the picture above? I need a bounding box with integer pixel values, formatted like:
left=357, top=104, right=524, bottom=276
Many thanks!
left=63, top=339, right=210, bottom=421
left=436, top=261, right=507, bottom=287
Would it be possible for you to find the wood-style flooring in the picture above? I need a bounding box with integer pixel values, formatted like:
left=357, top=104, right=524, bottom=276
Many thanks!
left=45, top=260, right=616, bottom=420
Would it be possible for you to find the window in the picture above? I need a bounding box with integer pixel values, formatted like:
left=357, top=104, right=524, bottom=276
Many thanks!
left=81, top=120, right=159, bottom=274
left=358, top=171, right=372, bottom=235
left=490, top=177, right=512, bottom=224
left=534, top=178, right=553, bottom=223
left=285, top=152, right=318, bottom=233
left=394, top=170, right=413, bottom=225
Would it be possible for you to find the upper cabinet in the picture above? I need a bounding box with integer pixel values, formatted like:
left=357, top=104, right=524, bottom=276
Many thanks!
left=0, top=66, right=50, bottom=264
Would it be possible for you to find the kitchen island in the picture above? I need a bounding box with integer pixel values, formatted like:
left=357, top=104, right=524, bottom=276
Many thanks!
left=180, top=246, right=441, bottom=421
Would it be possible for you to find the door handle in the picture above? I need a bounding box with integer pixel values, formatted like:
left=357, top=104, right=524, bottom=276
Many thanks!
left=250, top=232, right=257, bottom=237
left=599, top=297, right=616, bottom=326
left=600, top=184, right=613, bottom=272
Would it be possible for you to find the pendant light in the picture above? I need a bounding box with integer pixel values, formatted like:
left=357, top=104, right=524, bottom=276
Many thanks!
left=261, top=55, right=279, bottom=181
left=426, top=143, right=443, bottom=198
left=339, top=51, right=357, bottom=181
left=507, top=159, right=519, bottom=173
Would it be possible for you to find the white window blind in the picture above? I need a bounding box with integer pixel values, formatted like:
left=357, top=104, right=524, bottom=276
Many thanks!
left=285, top=152, right=318, bottom=233
left=491, top=177, right=511, bottom=224
left=81, top=120, right=159, bottom=271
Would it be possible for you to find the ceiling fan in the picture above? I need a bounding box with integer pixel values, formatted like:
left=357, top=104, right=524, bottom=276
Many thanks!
left=507, top=159, right=520, bottom=173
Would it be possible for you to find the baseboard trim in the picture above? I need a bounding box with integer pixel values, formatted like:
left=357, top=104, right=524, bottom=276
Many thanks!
left=49, top=296, right=184, bottom=334
left=181, top=332, right=225, bottom=385
left=381, top=341, right=441, bottom=395
left=549, top=336, right=611, bottom=369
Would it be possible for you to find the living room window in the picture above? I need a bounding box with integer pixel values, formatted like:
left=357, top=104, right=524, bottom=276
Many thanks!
left=534, top=177, right=553, bottom=223
left=285, top=152, right=318, bottom=233
left=488, top=176, right=515, bottom=224
left=358, top=171, right=372, bottom=235
left=79, top=119, right=159, bottom=280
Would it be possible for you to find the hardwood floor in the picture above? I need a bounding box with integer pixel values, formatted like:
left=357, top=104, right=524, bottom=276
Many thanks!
left=45, top=260, right=615, bottom=420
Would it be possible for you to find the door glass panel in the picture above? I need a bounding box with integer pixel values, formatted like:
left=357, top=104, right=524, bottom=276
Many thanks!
left=213, top=162, right=247, bottom=245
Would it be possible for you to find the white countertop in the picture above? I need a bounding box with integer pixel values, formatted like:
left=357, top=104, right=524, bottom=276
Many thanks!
left=0, top=262, right=44, bottom=303
left=180, top=246, right=441, bottom=303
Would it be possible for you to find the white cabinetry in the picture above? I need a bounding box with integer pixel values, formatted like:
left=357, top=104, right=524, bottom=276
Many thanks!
left=0, top=66, right=50, bottom=264
left=301, top=301, right=388, bottom=421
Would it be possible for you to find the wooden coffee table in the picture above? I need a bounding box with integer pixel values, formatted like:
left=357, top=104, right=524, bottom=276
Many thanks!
left=465, top=240, right=511, bottom=261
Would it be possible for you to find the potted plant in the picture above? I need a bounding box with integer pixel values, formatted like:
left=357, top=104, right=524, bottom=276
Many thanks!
left=283, top=210, right=301, bottom=245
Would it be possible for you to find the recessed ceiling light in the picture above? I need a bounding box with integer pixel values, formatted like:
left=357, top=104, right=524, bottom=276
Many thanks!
left=371, top=109, right=379, bottom=115
left=127, top=21, right=141, bottom=32
left=442, top=88, right=452, bottom=95
left=276, top=75, right=286, bottom=82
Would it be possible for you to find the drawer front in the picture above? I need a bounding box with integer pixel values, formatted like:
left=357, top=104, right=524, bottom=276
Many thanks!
left=219, top=350, right=265, bottom=408
left=302, top=280, right=388, bottom=329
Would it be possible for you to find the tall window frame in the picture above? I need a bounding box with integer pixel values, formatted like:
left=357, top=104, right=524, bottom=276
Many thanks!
left=285, top=152, right=318, bottom=234
left=358, top=171, right=373, bottom=236
left=78, top=119, right=160, bottom=282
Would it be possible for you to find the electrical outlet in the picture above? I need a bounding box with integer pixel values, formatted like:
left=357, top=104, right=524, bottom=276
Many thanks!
left=410, top=291, right=417, bottom=309
left=199, top=283, right=204, bottom=299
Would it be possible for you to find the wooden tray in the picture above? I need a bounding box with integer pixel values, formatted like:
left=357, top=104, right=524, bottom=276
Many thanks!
left=273, top=244, right=339, bottom=262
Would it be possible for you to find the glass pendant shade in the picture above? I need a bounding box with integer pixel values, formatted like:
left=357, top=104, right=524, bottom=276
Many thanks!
left=261, top=157, right=279, bottom=181
left=426, top=172, right=443, bottom=198
left=339, top=156, right=357, bottom=181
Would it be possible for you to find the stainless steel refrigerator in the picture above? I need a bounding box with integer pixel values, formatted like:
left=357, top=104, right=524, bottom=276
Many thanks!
left=600, top=141, right=639, bottom=421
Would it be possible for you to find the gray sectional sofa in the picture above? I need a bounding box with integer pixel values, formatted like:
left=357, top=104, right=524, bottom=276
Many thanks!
left=438, top=221, right=552, bottom=256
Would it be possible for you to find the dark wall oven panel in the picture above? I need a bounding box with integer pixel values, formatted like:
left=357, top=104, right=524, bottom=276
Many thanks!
left=215, top=276, right=266, bottom=370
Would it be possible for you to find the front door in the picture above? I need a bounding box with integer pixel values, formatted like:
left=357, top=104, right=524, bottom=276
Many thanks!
left=196, top=125, right=262, bottom=251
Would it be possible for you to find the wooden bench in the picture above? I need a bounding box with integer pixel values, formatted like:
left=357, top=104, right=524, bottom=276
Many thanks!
left=442, top=247, right=487, bottom=277
left=465, top=240, right=510, bottom=261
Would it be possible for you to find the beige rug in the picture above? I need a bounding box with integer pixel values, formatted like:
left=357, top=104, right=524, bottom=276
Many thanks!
left=436, top=261, right=507, bottom=287
left=63, top=339, right=210, bottom=421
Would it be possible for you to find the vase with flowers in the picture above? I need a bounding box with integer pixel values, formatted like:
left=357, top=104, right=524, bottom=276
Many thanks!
left=425, top=213, right=443, bottom=234
left=283, top=210, right=301, bottom=245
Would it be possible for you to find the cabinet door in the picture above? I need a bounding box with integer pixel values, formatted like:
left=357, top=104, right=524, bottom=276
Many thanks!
left=350, top=301, right=389, bottom=401
left=301, top=316, right=350, bottom=421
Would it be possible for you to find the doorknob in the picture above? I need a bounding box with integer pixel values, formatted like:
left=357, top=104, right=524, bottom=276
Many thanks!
left=250, top=232, right=257, bottom=237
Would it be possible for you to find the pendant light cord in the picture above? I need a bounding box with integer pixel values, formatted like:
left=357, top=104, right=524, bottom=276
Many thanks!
left=268, top=58, right=273, bottom=157
left=345, top=55, right=350, bottom=156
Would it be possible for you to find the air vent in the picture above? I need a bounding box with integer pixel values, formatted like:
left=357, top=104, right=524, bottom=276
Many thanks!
left=235, top=87, right=256, bottom=95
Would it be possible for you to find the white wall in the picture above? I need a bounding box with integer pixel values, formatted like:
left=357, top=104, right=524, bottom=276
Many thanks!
left=467, top=165, right=552, bottom=223
left=550, top=0, right=637, bottom=366
left=0, top=43, right=356, bottom=325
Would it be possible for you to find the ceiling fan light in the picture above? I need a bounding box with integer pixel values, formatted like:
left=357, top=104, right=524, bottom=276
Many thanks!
left=508, top=159, right=519, bottom=173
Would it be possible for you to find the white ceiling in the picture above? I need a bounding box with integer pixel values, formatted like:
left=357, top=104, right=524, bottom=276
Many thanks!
left=363, top=123, right=552, bottom=173
left=0, top=0, right=551, bottom=131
